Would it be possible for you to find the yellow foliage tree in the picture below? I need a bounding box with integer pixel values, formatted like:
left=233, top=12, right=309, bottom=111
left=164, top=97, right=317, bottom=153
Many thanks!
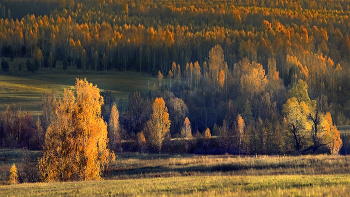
left=283, top=80, right=315, bottom=155
left=240, top=60, right=268, bottom=97
left=204, top=128, right=211, bottom=140
left=203, top=128, right=211, bottom=149
left=39, top=79, right=115, bottom=182
left=237, top=114, right=245, bottom=155
left=147, top=97, right=170, bottom=153
left=108, top=103, right=120, bottom=151
left=208, top=45, right=226, bottom=89
left=181, top=117, right=192, bottom=139
left=9, top=163, right=19, bottom=185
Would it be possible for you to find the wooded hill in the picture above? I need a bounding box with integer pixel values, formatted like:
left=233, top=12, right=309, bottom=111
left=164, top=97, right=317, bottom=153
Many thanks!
left=0, top=0, right=349, bottom=155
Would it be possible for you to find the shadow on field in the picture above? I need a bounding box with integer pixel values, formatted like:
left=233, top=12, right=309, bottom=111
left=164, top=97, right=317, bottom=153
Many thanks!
left=115, top=153, right=198, bottom=160
left=112, top=165, right=246, bottom=176
left=107, top=153, right=350, bottom=179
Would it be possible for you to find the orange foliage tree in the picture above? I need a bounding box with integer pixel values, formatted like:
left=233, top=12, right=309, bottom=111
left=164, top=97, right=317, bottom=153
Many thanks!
left=181, top=117, right=192, bottom=139
left=322, top=112, right=342, bottom=155
left=137, top=132, right=147, bottom=153
left=39, top=78, right=115, bottom=182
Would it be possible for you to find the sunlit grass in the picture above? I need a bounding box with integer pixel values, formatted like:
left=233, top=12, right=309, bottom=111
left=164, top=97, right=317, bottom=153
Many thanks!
left=1, top=150, right=350, bottom=196
left=3, top=149, right=350, bottom=183
left=1, top=174, right=350, bottom=196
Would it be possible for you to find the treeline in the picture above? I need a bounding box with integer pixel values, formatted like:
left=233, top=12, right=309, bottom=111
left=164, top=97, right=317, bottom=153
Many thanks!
left=0, top=52, right=344, bottom=156
left=2, top=45, right=343, bottom=156
left=115, top=45, right=342, bottom=155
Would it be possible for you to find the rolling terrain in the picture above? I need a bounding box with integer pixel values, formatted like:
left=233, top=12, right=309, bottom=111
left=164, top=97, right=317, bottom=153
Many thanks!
left=0, top=71, right=157, bottom=115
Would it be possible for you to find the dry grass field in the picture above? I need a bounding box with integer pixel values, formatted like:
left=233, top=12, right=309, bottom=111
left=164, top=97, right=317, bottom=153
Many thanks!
left=1, top=174, right=350, bottom=196
left=1, top=149, right=350, bottom=196
left=108, top=153, right=350, bottom=180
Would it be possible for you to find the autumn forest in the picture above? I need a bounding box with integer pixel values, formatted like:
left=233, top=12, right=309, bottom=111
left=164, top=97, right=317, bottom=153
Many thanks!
left=0, top=0, right=350, bottom=186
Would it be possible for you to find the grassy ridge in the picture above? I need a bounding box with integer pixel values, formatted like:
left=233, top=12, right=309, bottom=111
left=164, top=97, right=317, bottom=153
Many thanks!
left=1, top=174, right=350, bottom=196
left=0, top=72, right=157, bottom=115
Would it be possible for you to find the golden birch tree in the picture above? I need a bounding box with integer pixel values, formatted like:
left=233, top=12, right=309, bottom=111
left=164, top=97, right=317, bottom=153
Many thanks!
left=147, top=97, right=170, bottom=153
left=283, top=80, right=315, bottom=155
left=39, top=79, right=115, bottom=182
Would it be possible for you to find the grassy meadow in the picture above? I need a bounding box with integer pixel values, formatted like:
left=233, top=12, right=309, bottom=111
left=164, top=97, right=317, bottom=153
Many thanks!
left=0, top=57, right=157, bottom=115
left=1, top=149, right=350, bottom=196
left=1, top=174, right=350, bottom=196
